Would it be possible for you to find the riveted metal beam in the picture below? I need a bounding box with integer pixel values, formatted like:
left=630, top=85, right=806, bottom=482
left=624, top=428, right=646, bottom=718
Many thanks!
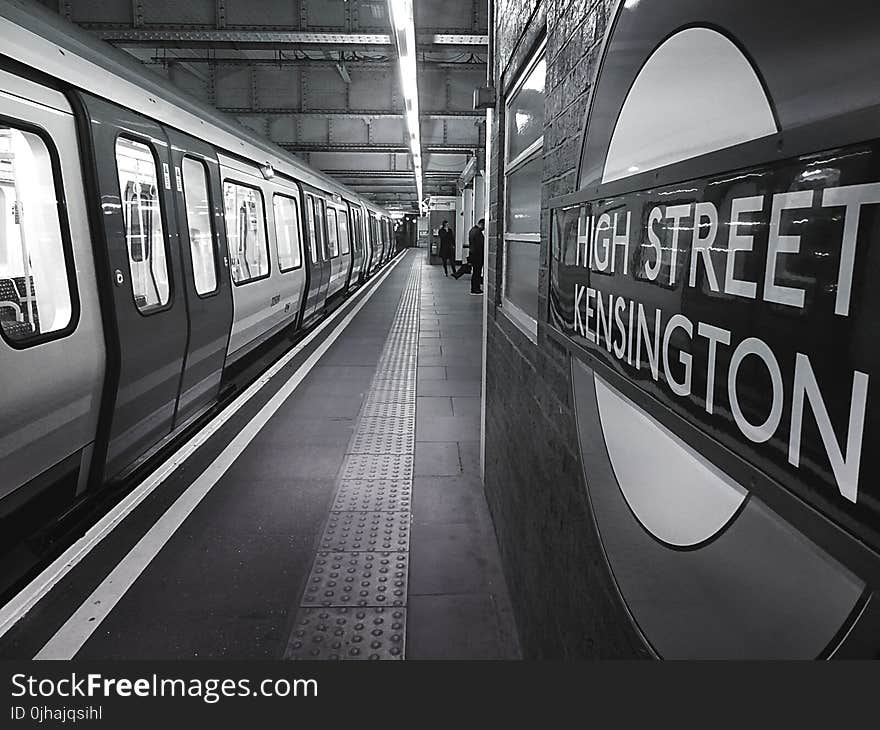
left=131, top=1, right=144, bottom=28
left=280, top=143, right=479, bottom=153
left=87, top=27, right=488, bottom=48
left=215, top=0, right=226, bottom=29
left=145, top=56, right=486, bottom=69
left=221, top=108, right=483, bottom=119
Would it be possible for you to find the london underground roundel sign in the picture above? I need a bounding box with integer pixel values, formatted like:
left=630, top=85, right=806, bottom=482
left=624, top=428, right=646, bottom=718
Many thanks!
left=548, top=0, right=880, bottom=658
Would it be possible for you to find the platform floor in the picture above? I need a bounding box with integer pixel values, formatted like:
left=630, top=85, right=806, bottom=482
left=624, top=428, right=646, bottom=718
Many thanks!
left=0, top=249, right=519, bottom=660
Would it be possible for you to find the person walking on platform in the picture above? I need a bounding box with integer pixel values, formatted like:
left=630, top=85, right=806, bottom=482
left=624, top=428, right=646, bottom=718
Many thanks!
left=467, top=218, right=485, bottom=294
left=438, top=220, right=457, bottom=276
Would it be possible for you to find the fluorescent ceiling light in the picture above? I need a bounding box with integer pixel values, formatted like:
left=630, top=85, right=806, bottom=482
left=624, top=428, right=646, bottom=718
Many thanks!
left=387, top=0, right=424, bottom=213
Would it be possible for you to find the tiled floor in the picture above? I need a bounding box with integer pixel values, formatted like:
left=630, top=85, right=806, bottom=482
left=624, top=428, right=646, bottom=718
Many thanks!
left=406, top=253, right=520, bottom=660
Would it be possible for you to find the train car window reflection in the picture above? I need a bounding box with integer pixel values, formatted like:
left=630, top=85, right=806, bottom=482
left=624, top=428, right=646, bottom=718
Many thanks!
left=182, top=157, right=217, bottom=296
left=327, top=207, right=340, bottom=258
left=0, top=125, right=72, bottom=342
left=273, top=194, right=302, bottom=272
left=315, top=198, right=327, bottom=260
left=305, top=194, right=318, bottom=264
left=223, top=180, right=269, bottom=284
left=115, top=137, right=170, bottom=313
left=338, top=208, right=351, bottom=255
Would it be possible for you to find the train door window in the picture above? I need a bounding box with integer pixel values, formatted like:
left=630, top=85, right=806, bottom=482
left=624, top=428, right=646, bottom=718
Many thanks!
left=338, top=208, right=350, bottom=255
left=502, top=44, right=546, bottom=341
left=273, top=194, right=303, bottom=272
left=116, top=137, right=171, bottom=313
left=315, top=198, right=327, bottom=260
left=350, top=208, right=360, bottom=251
left=182, top=157, right=217, bottom=296
left=223, top=180, right=269, bottom=284
left=305, top=194, right=318, bottom=263
left=326, top=207, right=340, bottom=258
left=0, top=124, right=73, bottom=342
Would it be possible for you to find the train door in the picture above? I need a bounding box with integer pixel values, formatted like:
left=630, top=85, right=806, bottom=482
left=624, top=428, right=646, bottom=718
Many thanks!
left=302, top=191, right=330, bottom=320
left=77, top=93, right=189, bottom=483
left=164, top=129, right=233, bottom=428
left=344, top=201, right=362, bottom=287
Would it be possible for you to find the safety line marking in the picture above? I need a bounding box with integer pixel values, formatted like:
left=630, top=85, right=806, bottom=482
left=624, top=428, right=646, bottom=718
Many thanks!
left=0, top=252, right=409, bottom=645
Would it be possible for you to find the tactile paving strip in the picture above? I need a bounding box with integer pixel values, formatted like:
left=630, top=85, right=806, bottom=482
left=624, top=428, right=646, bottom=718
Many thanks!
left=286, top=607, right=406, bottom=660
left=353, top=417, right=415, bottom=437
left=320, top=511, right=411, bottom=552
left=339, top=453, right=414, bottom=481
left=361, top=402, right=416, bottom=419
left=302, top=551, right=408, bottom=607
left=348, top=430, right=414, bottom=455
left=332, top=479, right=412, bottom=512
left=286, top=257, right=421, bottom=661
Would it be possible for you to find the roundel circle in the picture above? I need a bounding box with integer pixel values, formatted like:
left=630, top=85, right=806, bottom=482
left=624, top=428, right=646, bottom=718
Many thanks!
left=562, top=0, right=880, bottom=658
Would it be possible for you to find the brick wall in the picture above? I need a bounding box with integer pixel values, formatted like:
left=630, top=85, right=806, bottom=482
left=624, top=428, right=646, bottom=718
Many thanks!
left=483, top=0, right=649, bottom=658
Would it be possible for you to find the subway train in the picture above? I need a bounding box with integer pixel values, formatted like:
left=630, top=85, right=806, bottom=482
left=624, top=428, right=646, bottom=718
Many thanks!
left=0, top=0, right=399, bottom=524
left=547, top=0, right=880, bottom=657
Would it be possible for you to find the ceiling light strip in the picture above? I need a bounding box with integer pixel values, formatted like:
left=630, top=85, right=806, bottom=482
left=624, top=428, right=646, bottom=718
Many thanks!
left=387, top=0, right=423, bottom=212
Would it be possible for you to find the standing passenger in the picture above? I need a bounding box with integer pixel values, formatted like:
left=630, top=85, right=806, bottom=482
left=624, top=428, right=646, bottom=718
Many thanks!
left=438, top=220, right=457, bottom=276
left=468, top=218, right=485, bottom=295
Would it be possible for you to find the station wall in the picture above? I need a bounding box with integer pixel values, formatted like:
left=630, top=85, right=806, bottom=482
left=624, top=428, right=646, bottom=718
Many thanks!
left=483, top=0, right=649, bottom=658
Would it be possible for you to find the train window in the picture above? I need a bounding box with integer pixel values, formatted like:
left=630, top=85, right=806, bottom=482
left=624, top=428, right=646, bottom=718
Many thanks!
left=0, top=125, right=73, bottom=342
left=338, top=209, right=351, bottom=255
left=305, top=194, right=318, bottom=263
left=223, top=180, right=269, bottom=284
left=273, top=194, right=302, bottom=272
left=502, top=44, right=546, bottom=339
left=116, top=137, right=171, bottom=313
left=315, top=198, right=327, bottom=260
left=326, top=207, right=340, bottom=258
left=182, top=157, right=217, bottom=296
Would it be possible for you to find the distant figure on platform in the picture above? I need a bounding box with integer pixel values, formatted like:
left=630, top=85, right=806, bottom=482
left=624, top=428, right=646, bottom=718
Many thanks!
left=438, top=220, right=457, bottom=276
left=468, top=218, right=485, bottom=294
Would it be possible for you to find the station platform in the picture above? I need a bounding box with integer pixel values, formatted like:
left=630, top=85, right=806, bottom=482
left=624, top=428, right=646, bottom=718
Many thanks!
left=0, top=249, right=519, bottom=661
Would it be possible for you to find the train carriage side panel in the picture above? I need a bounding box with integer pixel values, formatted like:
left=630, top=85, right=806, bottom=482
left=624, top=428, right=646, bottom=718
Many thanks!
left=218, top=155, right=304, bottom=364
left=0, top=68, right=104, bottom=506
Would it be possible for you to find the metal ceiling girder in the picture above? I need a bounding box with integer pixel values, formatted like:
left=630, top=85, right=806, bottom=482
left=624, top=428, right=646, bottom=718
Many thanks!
left=89, top=28, right=488, bottom=46
left=223, top=108, right=484, bottom=119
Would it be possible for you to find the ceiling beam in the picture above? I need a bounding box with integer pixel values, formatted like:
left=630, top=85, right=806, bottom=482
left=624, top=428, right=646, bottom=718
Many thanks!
left=88, top=27, right=488, bottom=49
left=223, top=107, right=483, bottom=119
left=282, top=143, right=480, bottom=153
left=144, top=56, right=487, bottom=69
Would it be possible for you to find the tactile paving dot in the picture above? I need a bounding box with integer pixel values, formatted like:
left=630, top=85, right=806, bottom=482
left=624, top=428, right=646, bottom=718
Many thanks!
left=286, top=607, right=406, bottom=660
left=332, top=479, right=412, bottom=512
left=340, top=453, right=414, bottom=481
left=320, top=510, right=411, bottom=552
left=348, top=430, right=415, bottom=455
left=302, top=551, right=408, bottom=607
left=360, top=402, right=417, bottom=420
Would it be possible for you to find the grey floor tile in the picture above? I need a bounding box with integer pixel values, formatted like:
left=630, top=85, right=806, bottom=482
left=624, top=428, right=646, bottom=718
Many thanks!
left=417, top=379, right=482, bottom=397
left=406, top=594, right=515, bottom=660
left=451, top=396, right=481, bottom=417
left=417, top=396, right=453, bottom=417
left=408, top=522, right=490, bottom=595
left=416, top=415, right=480, bottom=443
left=414, top=442, right=461, bottom=476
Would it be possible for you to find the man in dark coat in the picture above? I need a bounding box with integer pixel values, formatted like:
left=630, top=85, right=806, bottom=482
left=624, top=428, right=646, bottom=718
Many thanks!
left=437, top=220, right=456, bottom=276
left=467, top=218, right=485, bottom=294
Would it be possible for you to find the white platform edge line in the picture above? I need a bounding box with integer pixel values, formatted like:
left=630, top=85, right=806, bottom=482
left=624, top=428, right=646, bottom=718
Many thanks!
left=0, top=252, right=408, bottom=643
left=35, top=254, right=415, bottom=659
